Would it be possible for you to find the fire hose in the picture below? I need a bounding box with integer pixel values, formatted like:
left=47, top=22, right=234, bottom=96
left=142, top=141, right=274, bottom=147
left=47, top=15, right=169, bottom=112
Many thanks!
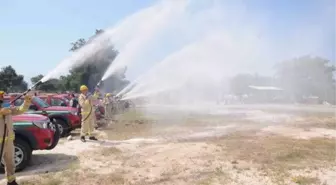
left=0, top=81, right=42, bottom=164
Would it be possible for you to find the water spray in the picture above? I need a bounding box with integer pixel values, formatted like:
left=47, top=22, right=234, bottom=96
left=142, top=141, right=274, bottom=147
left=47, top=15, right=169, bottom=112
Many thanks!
left=95, top=80, right=104, bottom=94
left=99, top=0, right=188, bottom=83
left=116, top=79, right=139, bottom=97
left=96, top=80, right=103, bottom=88
left=11, top=81, right=43, bottom=103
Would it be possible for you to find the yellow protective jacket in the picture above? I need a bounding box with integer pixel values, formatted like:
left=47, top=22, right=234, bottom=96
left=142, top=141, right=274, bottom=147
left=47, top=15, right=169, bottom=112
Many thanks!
left=78, top=92, right=99, bottom=118
left=0, top=100, right=30, bottom=143
left=102, top=97, right=111, bottom=106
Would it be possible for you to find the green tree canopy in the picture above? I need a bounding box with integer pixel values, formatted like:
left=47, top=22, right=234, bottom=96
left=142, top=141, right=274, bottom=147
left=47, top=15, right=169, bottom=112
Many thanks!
left=63, top=29, right=128, bottom=93
left=0, top=66, right=27, bottom=92
left=31, top=74, right=60, bottom=92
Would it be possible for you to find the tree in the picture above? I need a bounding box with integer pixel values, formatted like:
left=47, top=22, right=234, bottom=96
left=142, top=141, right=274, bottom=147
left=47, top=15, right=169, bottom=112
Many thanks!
left=69, top=38, right=86, bottom=52
left=31, top=74, right=60, bottom=92
left=276, top=56, right=335, bottom=103
left=30, top=74, right=44, bottom=85
left=62, top=29, right=127, bottom=93
left=0, top=66, right=28, bottom=92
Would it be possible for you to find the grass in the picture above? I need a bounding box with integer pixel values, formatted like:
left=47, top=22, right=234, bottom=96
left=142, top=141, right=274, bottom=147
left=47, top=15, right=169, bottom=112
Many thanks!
left=17, top=111, right=336, bottom=185
left=291, top=176, right=320, bottom=185
left=211, top=132, right=335, bottom=184
left=197, top=167, right=231, bottom=185
left=116, top=110, right=149, bottom=121
left=102, top=110, right=158, bottom=140
left=94, top=146, right=122, bottom=156
left=19, top=170, right=126, bottom=185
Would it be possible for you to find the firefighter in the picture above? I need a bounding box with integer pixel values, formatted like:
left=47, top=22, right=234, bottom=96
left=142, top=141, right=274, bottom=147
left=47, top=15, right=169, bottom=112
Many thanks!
left=111, top=94, right=118, bottom=116
left=103, top=93, right=112, bottom=119
left=0, top=91, right=32, bottom=185
left=78, top=85, right=99, bottom=142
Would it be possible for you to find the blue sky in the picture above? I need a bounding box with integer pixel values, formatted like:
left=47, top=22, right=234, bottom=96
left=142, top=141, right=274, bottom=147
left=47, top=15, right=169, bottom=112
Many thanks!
left=0, top=0, right=334, bottom=85
left=0, top=0, right=156, bottom=83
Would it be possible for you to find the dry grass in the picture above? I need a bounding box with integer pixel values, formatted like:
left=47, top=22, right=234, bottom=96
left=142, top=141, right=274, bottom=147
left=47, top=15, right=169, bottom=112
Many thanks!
left=93, top=146, right=122, bottom=156
left=16, top=132, right=335, bottom=185
left=103, top=121, right=155, bottom=140
left=19, top=170, right=126, bottom=185
left=103, top=109, right=249, bottom=141
left=116, top=110, right=150, bottom=122
left=291, top=175, right=320, bottom=185
left=210, top=132, right=335, bottom=184
left=102, top=110, right=158, bottom=140
left=197, top=167, right=231, bottom=185
left=13, top=110, right=336, bottom=185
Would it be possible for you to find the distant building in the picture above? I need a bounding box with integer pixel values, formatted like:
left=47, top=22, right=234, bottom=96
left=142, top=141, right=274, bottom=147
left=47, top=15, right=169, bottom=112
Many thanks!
left=248, top=85, right=283, bottom=91
left=247, top=85, right=284, bottom=103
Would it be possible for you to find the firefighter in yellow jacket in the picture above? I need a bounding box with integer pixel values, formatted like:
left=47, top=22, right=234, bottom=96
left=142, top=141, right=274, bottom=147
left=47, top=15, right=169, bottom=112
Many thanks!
left=103, top=93, right=112, bottom=119
left=0, top=91, right=32, bottom=185
left=78, top=85, right=99, bottom=142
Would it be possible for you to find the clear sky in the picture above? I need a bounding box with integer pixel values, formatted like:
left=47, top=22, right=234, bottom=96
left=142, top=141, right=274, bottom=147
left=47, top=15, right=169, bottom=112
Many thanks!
left=0, top=0, right=335, bottom=84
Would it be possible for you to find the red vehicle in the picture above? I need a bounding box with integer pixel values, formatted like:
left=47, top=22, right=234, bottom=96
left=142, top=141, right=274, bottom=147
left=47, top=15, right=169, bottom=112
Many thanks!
left=41, top=94, right=104, bottom=121
left=4, top=96, right=81, bottom=137
left=56, top=94, right=71, bottom=100
left=38, top=95, right=70, bottom=107
left=0, top=113, right=60, bottom=172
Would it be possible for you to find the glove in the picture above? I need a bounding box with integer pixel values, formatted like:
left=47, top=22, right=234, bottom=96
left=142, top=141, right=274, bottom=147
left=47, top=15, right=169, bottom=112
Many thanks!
left=24, top=95, right=32, bottom=102
left=94, top=91, right=100, bottom=97
left=0, top=108, right=12, bottom=115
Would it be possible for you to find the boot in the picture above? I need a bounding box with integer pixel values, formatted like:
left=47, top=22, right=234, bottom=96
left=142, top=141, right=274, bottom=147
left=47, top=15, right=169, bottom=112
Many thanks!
left=80, top=136, right=86, bottom=142
left=89, top=136, right=98, bottom=141
left=8, top=180, right=19, bottom=185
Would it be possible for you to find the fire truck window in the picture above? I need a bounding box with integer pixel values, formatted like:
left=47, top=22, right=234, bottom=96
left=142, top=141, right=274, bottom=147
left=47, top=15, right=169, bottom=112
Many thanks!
left=51, top=98, right=63, bottom=106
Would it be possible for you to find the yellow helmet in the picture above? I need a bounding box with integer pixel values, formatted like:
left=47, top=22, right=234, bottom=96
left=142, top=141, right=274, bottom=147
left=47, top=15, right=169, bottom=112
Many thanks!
left=0, top=91, right=4, bottom=95
left=80, top=85, right=88, bottom=92
left=106, top=93, right=112, bottom=97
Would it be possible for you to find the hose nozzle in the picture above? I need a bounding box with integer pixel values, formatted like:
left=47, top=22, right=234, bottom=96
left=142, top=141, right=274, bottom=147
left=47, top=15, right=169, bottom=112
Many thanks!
left=96, top=80, right=103, bottom=88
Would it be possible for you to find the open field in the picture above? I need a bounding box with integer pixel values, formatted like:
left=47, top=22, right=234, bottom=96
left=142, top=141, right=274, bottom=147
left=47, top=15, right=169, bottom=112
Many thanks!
left=1, top=105, right=335, bottom=185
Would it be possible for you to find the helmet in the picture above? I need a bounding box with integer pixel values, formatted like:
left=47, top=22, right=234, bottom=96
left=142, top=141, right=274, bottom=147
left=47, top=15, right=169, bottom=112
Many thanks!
left=80, top=85, right=88, bottom=92
left=0, top=91, right=4, bottom=95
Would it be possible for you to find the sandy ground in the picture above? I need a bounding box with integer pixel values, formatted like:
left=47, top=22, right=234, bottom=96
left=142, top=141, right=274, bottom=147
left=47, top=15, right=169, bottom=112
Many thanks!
left=0, top=106, right=335, bottom=185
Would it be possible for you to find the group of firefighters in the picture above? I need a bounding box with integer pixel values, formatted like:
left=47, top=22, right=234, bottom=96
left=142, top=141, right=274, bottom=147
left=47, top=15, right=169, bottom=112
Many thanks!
left=102, top=92, right=126, bottom=119
left=0, top=84, right=122, bottom=185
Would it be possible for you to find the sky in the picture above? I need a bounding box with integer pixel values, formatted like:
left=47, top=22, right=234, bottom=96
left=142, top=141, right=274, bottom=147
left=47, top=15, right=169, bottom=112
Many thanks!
left=0, top=0, right=335, bottom=85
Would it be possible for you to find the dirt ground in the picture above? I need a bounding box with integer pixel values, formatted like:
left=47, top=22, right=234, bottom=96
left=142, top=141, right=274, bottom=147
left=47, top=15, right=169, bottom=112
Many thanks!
left=0, top=107, right=335, bottom=185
